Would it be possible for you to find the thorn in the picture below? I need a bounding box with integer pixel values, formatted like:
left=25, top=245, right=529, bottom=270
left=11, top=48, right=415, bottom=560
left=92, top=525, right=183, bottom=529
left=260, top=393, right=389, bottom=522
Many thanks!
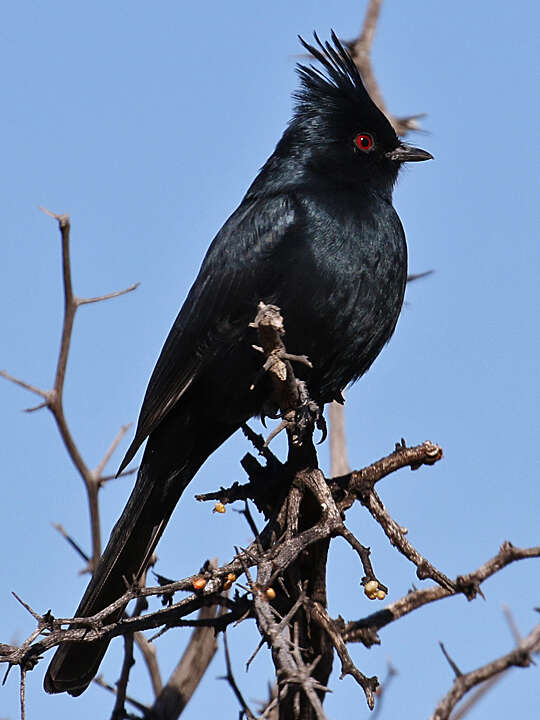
left=439, top=641, right=462, bottom=677
left=263, top=420, right=288, bottom=446
left=407, top=269, right=434, bottom=283
left=23, top=401, right=49, bottom=413
left=11, top=593, right=42, bottom=623
left=2, top=665, right=12, bottom=686
left=38, top=205, right=62, bottom=220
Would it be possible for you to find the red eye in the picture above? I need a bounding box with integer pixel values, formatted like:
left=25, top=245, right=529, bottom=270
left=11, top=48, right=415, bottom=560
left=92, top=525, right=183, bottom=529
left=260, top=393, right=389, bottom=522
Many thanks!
left=354, top=133, right=374, bottom=151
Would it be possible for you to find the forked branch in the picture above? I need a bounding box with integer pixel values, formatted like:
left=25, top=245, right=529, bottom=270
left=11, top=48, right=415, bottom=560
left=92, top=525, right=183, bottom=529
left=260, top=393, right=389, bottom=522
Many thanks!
left=1, top=208, right=139, bottom=570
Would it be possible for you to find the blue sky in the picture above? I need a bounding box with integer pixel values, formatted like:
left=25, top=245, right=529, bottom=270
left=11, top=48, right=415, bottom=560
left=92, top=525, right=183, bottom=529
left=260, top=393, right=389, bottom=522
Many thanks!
left=1, top=1, right=539, bottom=718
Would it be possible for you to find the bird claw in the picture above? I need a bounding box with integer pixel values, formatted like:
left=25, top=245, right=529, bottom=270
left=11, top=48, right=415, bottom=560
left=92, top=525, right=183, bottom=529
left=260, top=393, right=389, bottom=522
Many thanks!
left=316, top=413, right=327, bottom=444
left=290, top=398, right=326, bottom=446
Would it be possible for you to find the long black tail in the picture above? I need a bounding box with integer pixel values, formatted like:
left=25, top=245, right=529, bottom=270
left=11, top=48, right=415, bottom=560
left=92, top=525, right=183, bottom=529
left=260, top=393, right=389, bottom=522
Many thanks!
left=44, top=410, right=236, bottom=696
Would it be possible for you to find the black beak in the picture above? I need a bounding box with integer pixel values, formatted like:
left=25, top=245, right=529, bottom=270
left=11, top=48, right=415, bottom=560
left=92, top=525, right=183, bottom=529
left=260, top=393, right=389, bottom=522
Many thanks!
left=386, top=145, right=433, bottom=163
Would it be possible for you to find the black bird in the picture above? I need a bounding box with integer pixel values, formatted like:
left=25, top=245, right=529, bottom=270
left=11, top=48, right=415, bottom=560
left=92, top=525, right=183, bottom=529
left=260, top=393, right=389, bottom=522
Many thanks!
left=44, top=32, right=432, bottom=695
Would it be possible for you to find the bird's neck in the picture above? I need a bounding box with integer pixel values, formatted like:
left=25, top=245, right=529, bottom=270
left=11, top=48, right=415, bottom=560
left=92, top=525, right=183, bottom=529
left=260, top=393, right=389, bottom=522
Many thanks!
left=246, top=151, right=397, bottom=204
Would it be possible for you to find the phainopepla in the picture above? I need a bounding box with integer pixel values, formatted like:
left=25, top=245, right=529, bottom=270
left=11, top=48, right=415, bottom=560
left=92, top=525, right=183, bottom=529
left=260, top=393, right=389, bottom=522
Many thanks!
left=45, top=32, right=432, bottom=695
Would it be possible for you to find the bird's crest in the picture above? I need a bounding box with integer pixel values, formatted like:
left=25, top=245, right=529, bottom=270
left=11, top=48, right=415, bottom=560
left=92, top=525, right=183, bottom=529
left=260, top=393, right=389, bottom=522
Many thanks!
left=294, top=31, right=396, bottom=145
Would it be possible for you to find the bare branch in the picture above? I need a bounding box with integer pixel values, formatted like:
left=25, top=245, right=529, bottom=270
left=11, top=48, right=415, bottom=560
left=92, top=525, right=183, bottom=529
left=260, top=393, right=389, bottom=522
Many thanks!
left=346, top=0, right=425, bottom=135
left=100, top=467, right=137, bottom=484
left=94, top=423, right=133, bottom=480
left=360, top=485, right=455, bottom=591
left=0, top=371, right=49, bottom=401
left=338, top=440, right=443, bottom=498
left=77, top=282, right=140, bottom=306
left=19, top=668, right=26, bottom=720
left=358, top=0, right=382, bottom=52
left=448, top=675, right=505, bottom=720
left=11, top=593, right=42, bottom=624
left=134, top=633, right=162, bottom=697
left=310, top=601, right=378, bottom=709
left=111, top=632, right=135, bottom=720
left=343, top=542, right=540, bottom=643
left=150, top=602, right=220, bottom=719
left=248, top=579, right=329, bottom=720
left=446, top=607, right=534, bottom=720
left=93, top=675, right=150, bottom=715
left=221, top=632, right=257, bottom=720
left=2, top=209, right=139, bottom=571
left=52, top=523, right=89, bottom=564
left=431, top=621, right=540, bottom=720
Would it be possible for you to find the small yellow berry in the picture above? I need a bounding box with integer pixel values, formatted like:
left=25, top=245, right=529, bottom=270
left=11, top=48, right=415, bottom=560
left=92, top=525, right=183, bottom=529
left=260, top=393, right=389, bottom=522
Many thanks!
left=376, top=589, right=386, bottom=601
left=226, top=573, right=236, bottom=583
left=214, top=502, right=226, bottom=514
left=364, top=580, right=378, bottom=595
left=366, top=590, right=378, bottom=600
left=192, top=577, right=207, bottom=591
left=223, top=580, right=233, bottom=590
left=265, top=587, right=276, bottom=600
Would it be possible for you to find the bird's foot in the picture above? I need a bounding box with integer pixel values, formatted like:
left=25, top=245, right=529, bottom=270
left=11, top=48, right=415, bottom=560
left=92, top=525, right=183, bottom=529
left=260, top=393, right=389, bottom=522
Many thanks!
left=291, top=384, right=326, bottom=445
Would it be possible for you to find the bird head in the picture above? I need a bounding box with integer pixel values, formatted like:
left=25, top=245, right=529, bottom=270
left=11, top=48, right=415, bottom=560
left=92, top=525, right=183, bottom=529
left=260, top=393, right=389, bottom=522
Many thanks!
left=281, top=32, right=432, bottom=191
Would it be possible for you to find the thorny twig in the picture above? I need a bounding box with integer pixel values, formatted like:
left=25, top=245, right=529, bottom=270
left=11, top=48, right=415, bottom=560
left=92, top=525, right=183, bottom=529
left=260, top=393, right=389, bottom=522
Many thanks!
left=221, top=632, right=257, bottom=720
left=342, top=542, right=540, bottom=645
left=0, top=210, right=178, bottom=715
left=431, top=620, right=540, bottom=720
left=347, top=0, right=426, bottom=136
left=445, top=607, right=539, bottom=720
left=1, top=209, right=138, bottom=571
left=309, top=601, right=378, bottom=708
left=1, top=469, right=538, bottom=717
left=2, top=423, right=538, bottom=716
left=243, top=561, right=329, bottom=720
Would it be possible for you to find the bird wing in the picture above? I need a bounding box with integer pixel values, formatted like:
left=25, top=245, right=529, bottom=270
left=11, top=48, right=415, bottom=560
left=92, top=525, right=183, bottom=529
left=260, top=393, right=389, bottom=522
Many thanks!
left=118, top=192, right=299, bottom=473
